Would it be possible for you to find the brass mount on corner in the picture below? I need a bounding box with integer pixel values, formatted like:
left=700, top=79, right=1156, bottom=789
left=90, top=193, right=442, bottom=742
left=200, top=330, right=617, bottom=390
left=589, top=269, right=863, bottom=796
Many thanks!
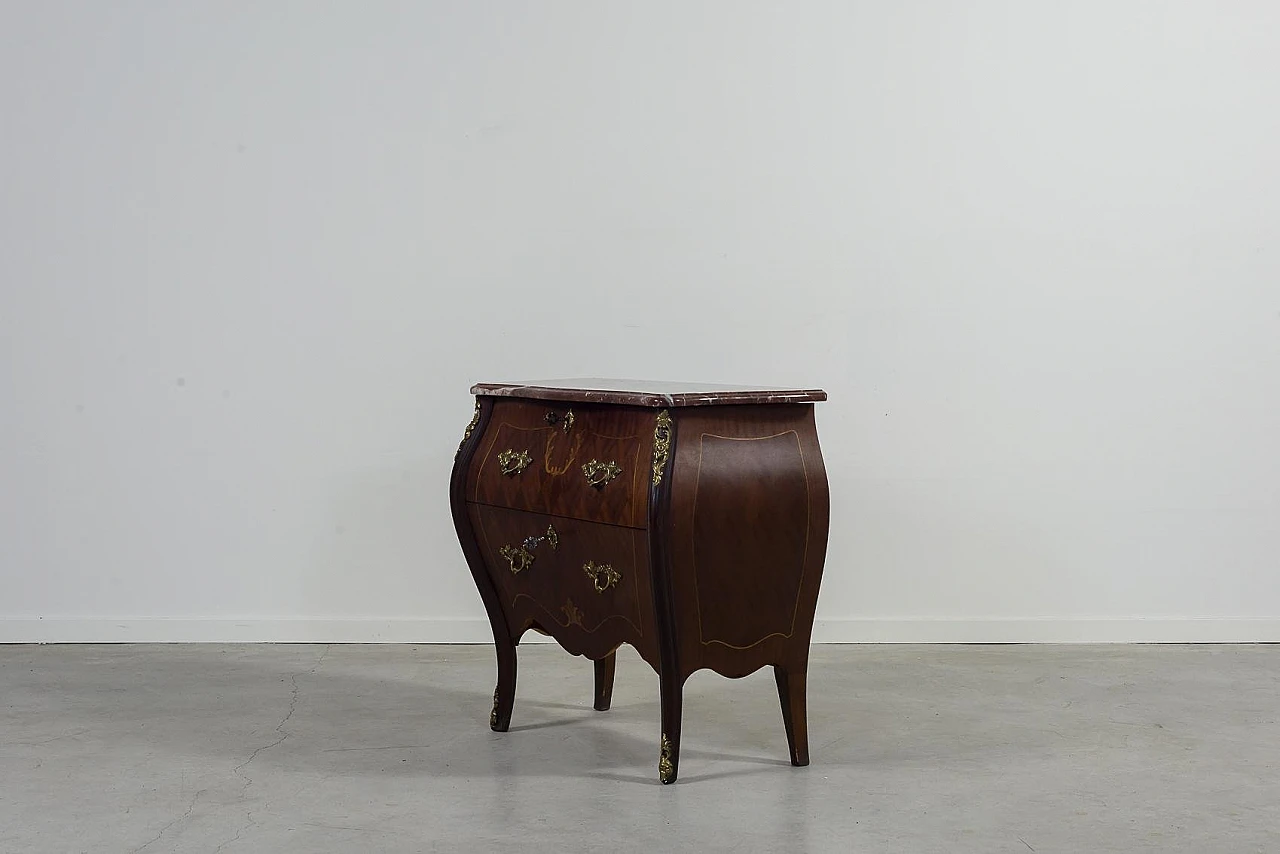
left=456, top=399, right=481, bottom=458
left=651, top=410, right=673, bottom=486
left=659, top=734, right=675, bottom=784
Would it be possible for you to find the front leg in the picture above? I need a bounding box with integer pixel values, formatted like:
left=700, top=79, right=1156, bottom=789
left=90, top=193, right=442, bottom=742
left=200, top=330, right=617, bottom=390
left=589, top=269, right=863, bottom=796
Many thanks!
left=774, top=665, right=809, bottom=765
left=658, top=673, right=682, bottom=784
left=490, top=640, right=517, bottom=732
left=593, top=652, right=616, bottom=711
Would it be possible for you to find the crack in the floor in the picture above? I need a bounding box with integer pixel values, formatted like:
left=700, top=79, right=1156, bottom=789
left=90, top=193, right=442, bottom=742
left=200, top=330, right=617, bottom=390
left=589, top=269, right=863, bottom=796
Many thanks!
left=130, top=788, right=207, bottom=853
left=301, top=821, right=405, bottom=837
left=212, top=809, right=256, bottom=854
left=313, top=643, right=333, bottom=672
left=320, top=744, right=433, bottom=752
left=12, top=727, right=90, bottom=746
left=212, top=645, right=331, bottom=851
left=229, top=674, right=299, bottom=790
left=231, top=644, right=331, bottom=793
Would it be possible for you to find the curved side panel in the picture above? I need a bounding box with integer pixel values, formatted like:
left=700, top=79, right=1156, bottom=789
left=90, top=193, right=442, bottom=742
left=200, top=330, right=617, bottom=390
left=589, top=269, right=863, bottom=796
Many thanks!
left=451, top=398, right=505, bottom=638
left=666, top=404, right=830, bottom=681
left=450, top=397, right=517, bottom=729
left=691, top=431, right=809, bottom=648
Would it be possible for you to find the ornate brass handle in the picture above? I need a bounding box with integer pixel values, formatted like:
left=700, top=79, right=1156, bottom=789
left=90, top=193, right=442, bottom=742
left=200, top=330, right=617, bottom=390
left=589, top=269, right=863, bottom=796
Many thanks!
left=499, top=525, right=558, bottom=575
left=583, top=560, right=620, bottom=593
left=582, top=459, right=622, bottom=489
left=499, top=545, right=534, bottom=574
left=497, top=449, right=533, bottom=476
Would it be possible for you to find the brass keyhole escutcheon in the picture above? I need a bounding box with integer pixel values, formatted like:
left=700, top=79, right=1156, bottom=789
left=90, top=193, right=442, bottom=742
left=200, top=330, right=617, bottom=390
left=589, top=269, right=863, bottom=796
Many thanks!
left=545, top=409, right=575, bottom=432
left=583, top=560, right=620, bottom=593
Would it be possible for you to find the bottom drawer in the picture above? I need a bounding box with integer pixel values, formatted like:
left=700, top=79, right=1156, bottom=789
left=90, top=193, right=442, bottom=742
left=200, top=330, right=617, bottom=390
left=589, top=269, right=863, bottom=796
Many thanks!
left=469, top=504, right=653, bottom=656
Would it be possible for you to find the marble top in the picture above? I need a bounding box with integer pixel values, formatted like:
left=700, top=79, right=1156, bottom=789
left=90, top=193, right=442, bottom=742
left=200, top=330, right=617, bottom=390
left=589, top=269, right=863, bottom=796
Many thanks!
left=470, top=378, right=827, bottom=408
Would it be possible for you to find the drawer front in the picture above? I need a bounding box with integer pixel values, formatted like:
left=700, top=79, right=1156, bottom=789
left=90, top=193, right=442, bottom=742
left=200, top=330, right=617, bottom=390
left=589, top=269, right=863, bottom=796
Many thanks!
left=470, top=503, right=651, bottom=653
left=469, top=400, right=652, bottom=528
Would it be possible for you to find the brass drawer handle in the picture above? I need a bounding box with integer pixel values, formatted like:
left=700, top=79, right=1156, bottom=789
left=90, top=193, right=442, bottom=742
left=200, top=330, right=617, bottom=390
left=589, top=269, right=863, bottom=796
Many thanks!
left=497, top=449, right=533, bottom=476
left=582, top=459, right=622, bottom=489
left=499, top=525, right=558, bottom=575
left=583, top=560, right=620, bottom=593
left=499, top=545, right=534, bottom=574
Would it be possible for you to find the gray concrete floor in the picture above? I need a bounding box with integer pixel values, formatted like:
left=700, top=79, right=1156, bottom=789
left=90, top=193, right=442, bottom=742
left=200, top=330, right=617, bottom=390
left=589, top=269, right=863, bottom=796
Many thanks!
left=1, top=645, right=1277, bottom=853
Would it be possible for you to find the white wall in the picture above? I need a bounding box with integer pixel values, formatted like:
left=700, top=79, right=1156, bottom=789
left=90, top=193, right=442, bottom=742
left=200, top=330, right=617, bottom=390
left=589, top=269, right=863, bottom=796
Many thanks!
left=3, top=2, right=1278, bottom=643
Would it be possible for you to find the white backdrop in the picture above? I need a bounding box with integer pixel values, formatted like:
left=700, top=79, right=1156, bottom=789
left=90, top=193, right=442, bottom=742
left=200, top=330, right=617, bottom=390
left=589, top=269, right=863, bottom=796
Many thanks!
left=3, top=2, right=1278, bottom=643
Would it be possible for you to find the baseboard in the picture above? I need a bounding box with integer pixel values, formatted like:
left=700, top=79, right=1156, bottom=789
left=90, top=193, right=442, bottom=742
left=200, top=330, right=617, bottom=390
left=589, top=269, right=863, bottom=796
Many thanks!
left=2, top=617, right=1279, bottom=644
left=810, top=617, right=1280, bottom=644
left=0, top=618, right=500, bottom=644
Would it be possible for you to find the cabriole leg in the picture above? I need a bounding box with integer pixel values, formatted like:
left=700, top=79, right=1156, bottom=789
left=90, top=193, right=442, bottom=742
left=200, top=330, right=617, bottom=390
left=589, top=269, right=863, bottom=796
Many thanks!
left=490, top=641, right=517, bottom=732
left=593, top=652, right=616, bottom=711
left=658, top=676, right=682, bottom=784
left=774, top=665, right=809, bottom=766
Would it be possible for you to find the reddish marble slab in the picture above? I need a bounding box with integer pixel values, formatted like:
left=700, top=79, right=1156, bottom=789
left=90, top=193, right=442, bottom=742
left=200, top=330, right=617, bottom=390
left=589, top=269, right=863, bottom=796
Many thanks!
left=470, top=378, right=827, bottom=408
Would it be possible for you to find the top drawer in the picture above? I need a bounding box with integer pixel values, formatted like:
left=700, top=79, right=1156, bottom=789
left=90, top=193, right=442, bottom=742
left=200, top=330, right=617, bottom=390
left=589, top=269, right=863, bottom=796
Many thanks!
left=468, top=399, right=653, bottom=529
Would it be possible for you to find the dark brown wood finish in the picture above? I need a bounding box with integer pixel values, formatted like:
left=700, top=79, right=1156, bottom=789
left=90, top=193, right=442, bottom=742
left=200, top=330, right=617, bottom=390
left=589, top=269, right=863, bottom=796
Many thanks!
left=647, top=406, right=683, bottom=784
left=593, top=653, right=616, bottom=711
left=452, top=382, right=829, bottom=783
left=664, top=404, right=830, bottom=681
left=449, top=398, right=519, bottom=732
left=468, top=400, right=651, bottom=528
left=467, top=503, right=658, bottom=668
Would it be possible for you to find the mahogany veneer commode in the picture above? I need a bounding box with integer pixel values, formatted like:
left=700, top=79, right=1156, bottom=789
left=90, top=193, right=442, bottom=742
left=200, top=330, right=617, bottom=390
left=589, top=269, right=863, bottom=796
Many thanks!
left=450, top=379, right=830, bottom=783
